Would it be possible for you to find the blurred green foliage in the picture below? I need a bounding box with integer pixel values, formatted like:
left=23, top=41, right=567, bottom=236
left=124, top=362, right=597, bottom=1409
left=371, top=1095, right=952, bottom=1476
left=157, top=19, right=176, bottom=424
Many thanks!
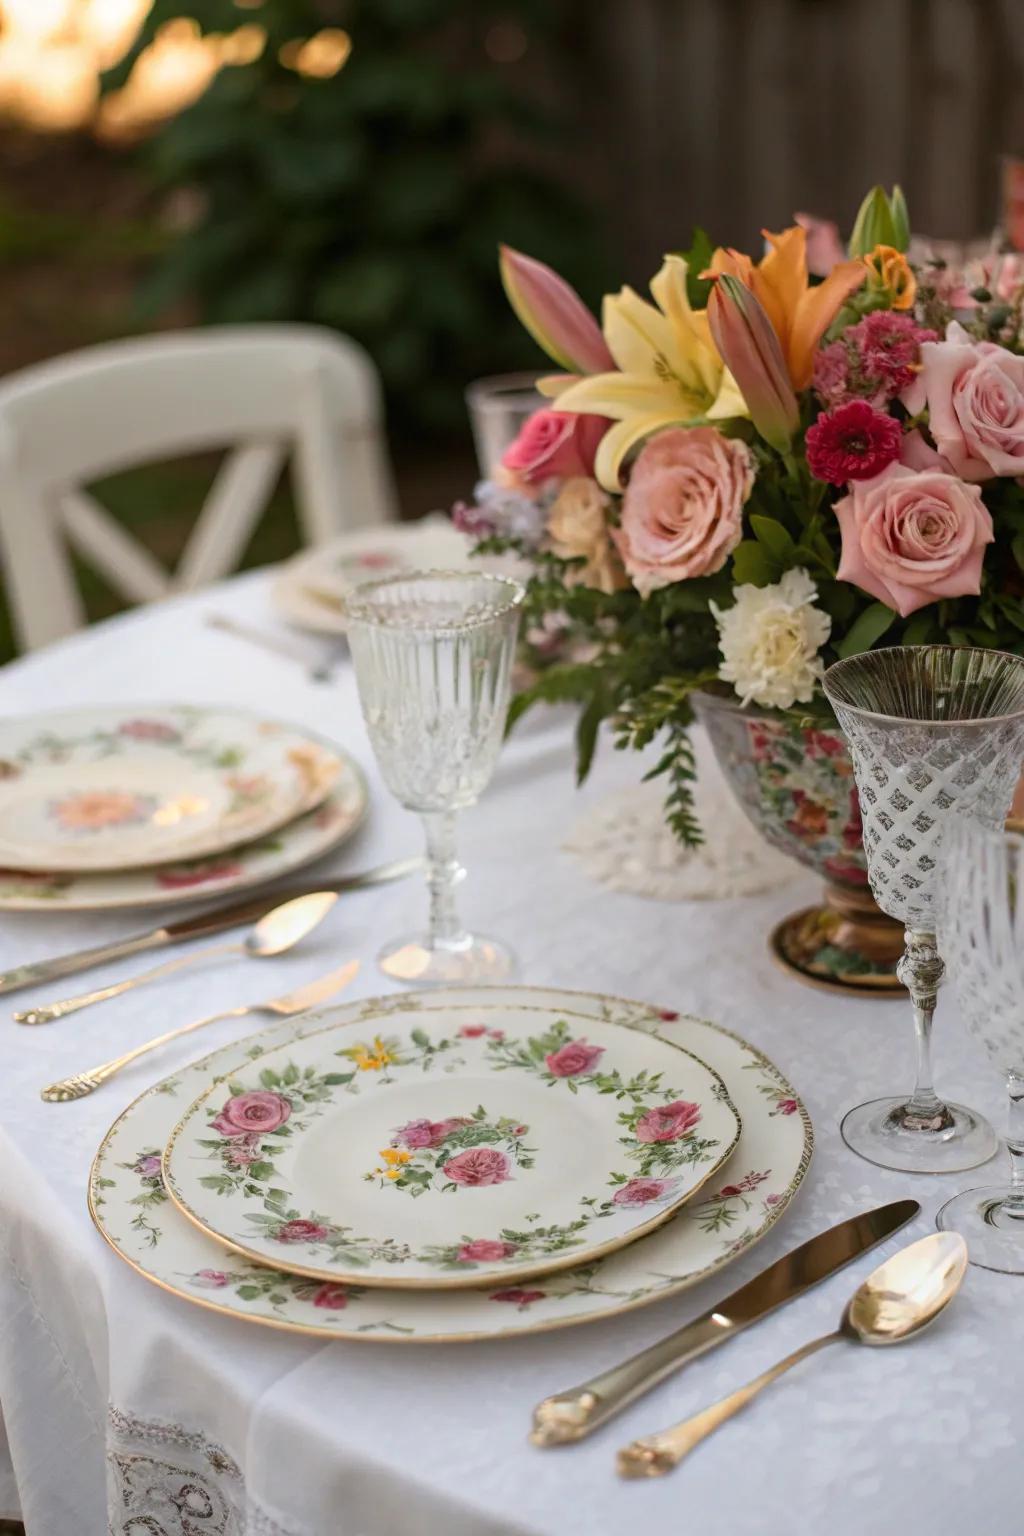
left=105, top=0, right=608, bottom=434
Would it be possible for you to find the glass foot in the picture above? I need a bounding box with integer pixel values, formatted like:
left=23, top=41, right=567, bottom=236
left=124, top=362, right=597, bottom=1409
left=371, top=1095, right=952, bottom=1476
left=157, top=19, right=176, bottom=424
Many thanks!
left=841, top=1095, right=998, bottom=1173
left=377, top=932, right=517, bottom=985
left=937, top=1186, right=1024, bottom=1273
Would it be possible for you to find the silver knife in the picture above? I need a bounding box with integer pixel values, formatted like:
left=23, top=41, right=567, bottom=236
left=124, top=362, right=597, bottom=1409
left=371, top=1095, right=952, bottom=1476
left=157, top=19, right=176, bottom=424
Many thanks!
left=0, top=856, right=422, bottom=997
left=529, top=1198, right=920, bottom=1446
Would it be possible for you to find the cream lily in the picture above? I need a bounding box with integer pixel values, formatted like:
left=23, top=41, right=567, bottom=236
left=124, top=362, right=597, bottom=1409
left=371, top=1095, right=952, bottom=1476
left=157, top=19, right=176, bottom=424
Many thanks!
left=542, top=255, right=748, bottom=491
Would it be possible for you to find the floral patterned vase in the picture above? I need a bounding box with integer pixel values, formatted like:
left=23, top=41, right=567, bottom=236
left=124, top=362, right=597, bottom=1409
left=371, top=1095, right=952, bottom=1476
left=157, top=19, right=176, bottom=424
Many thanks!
left=693, top=691, right=904, bottom=995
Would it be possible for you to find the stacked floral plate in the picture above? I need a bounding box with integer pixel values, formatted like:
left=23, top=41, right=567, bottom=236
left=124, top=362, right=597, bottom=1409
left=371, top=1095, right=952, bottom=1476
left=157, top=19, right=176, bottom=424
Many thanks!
left=90, top=986, right=812, bottom=1342
left=0, top=705, right=367, bottom=912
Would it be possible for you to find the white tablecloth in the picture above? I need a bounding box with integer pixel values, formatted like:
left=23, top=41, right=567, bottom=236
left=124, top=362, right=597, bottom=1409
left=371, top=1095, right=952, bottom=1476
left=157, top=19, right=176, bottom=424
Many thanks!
left=0, top=569, right=1016, bottom=1536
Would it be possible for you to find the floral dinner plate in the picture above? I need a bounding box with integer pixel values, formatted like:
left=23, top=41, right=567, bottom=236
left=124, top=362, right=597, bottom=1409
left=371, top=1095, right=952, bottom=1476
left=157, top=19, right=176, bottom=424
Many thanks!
left=0, top=758, right=366, bottom=913
left=89, top=987, right=810, bottom=1343
left=163, top=1003, right=741, bottom=1288
left=0, top=705, right=342, bottom=873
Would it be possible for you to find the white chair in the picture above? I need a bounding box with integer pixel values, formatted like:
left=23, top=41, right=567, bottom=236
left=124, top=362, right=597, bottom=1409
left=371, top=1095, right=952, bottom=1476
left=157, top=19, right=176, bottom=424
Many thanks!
left=0, top=324, right=397, bottom=651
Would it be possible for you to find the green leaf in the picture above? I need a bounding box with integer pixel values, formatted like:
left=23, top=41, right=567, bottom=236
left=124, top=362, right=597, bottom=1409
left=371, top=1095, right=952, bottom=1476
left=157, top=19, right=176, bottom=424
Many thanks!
left=321, top=1073, right=354, bottom=1086
left=834, top=601, right=896, bottom=658
left=902, top=609, right=939, bottom=646
left=749, top=515, right=796, bottom=563
left=731, top=541, right=774, bottom=586
left=410, top=1028, right=430, bottom=1048
left=574, top=690, right=606, bottom=785
left=1012, top=533, right=1024, bottom=573
left=679, top=226, right=714, bottom=309
left=248, top=1161, right=276, bottom=1182
left=236, top=1285, right=260, bottom=1300
left=259, top=1069, right=281, bottom=1089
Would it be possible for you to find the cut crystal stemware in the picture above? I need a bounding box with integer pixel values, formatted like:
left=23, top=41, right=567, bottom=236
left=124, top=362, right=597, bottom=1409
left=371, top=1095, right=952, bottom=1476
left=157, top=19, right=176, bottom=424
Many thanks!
left=345, top=569, right=524, bottom=984
left=823, top=644, right=1024, bottom=1173
left=938, top=821, right=1024, bottom=1272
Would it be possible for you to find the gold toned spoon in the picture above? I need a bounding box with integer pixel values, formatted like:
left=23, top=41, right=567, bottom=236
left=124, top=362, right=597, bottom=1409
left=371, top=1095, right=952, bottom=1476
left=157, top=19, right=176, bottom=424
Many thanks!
left=617, top=1232, right=967, bottom=1478
left=15, top=891, right=338, bottom=1026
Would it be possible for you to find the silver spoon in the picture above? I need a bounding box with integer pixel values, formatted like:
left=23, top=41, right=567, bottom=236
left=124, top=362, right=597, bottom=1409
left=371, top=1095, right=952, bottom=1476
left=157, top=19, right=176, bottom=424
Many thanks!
left=15, top=891, right=338, bottom=1025
left=617, top=1231, right=968, bottom=1477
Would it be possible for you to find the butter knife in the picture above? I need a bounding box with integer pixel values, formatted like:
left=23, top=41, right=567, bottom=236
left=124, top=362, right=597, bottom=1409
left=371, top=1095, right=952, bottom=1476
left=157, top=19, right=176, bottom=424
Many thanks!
left=529, top=1198, right=919, bottom=1446
left=0, top=856, right=422, bottom=997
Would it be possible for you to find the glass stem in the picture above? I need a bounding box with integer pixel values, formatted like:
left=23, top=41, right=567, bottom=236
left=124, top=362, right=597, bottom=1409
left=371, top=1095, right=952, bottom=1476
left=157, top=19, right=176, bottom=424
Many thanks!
left=1005, top=1071, right=1024, bottom=1215
left=420, top=810, right=467, bottom=951
left=895, top=929, right=952, bottom=1131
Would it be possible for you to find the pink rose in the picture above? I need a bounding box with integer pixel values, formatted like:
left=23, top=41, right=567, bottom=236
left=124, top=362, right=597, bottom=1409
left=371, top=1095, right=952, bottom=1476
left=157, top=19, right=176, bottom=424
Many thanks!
left=777, top=1099, right=798, bottom=1116
left=459, top=1025, right=487, bottom=1039
left=614, top=427, right=754, bottom=596
left=489, top=1287, right=545, bottom=1307
left=718, top=1184, right=742, bottom=1198
left=834, top=462, right=993, bottom=617
left=501, top=409, right=609, bottom=487
left=275, top=1219, right=328, bottom=1243
left=545, top=1038, right=604, bottom=1077
left=392, top=1118, right=437, bottom=1150
left=904, top=322, right=1024, bottom=480
left=193, top=1269, right=229, bottom=1288
left=210, top=1089, right=291, bottom=1138
left=457, top=1238, right=518, bottom=1263
left=612, top=1177, right=677, bottom=1208
left=134, top=1154, right=163, bottom=1177
left=313, top=1284, right=348, bottom=1310
left=635, top=1100, right=702, bottom=1144
left=443, top=1147, right=511, bottom=1187
left=766, top=1193, right=781, bottom=1206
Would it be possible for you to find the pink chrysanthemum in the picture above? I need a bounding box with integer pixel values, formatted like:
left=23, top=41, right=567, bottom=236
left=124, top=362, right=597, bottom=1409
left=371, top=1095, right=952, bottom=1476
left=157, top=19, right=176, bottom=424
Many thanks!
left=806, top=401, right=903, bottom=485
left=848, top=311, right=937, bottom=395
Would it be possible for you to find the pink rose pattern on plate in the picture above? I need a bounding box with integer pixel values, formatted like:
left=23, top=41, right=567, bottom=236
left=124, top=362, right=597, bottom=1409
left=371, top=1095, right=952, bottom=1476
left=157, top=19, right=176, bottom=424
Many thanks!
left=182, top=1020, right=732, bottom=1275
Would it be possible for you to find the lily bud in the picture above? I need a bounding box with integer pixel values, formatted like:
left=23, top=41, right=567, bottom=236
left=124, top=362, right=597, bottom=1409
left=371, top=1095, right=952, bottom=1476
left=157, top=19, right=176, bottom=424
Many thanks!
left=708, top=274, right=799, bottom=454
left=499, top=246, right=615, bottom=375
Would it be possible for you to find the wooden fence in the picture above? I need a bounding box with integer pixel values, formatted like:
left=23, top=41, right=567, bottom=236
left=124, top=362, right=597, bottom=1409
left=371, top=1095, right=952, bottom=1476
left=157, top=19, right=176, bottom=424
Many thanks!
left=585, top=0, right=1024, bottom=276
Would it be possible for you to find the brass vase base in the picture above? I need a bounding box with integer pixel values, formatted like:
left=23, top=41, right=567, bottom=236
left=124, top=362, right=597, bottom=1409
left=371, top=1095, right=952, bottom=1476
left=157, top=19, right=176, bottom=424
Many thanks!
left=769, top=883, right=906, bottom=998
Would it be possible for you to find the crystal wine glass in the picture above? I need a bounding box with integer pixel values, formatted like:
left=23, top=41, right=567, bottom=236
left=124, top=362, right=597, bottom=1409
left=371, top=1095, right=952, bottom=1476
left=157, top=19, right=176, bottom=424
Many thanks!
left=344, top=570, right=524, bottom=984
left=823, top=644, right=1024, bottom=1173
left=937, top=821, right=1024, bottom=1271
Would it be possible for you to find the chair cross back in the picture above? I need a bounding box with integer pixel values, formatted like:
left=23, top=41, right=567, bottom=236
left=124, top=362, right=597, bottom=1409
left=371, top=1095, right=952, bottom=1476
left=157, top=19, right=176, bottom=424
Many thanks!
left=0, top=324, right=396, bottom=651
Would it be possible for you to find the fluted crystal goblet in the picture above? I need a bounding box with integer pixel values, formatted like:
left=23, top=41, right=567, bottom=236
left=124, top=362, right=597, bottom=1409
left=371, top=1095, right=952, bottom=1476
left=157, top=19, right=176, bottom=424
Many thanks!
left=938, top=822, right=1024, bottom=1271
left=823, top=645, right=1024, bottom=1173
left=345, top=570, right=524, bottom=984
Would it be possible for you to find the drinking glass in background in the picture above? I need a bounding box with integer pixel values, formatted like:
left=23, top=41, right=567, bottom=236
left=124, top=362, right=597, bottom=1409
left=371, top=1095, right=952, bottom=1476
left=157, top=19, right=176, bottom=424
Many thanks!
left=465, top=372, right=545, bottom=476
left=823, top=644, right=1024, bottom=1173
left=938, top=821, right=1024, bottom=1272
left=345, top=570, right=524, bottom=984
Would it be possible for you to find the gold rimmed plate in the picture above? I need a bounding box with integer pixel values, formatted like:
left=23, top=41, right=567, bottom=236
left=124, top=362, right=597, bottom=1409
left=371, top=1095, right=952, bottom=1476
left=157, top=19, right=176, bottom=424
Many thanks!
left=89, top=986, right=811, bottom=1343
left=0, top=704, right=342, bottom=873
left=162, top=1000, right=741, bottom=1289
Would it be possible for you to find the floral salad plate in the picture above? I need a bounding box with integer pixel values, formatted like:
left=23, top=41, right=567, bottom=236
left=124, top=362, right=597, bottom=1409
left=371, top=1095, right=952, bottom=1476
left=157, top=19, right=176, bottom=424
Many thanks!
left=0, top=705, right=342, bottom=873
left=0, top=761, right=367, bottom=913
left=90, top=987, right=811, bottom=1343
left=162, top=1002, right=741, bottom=1288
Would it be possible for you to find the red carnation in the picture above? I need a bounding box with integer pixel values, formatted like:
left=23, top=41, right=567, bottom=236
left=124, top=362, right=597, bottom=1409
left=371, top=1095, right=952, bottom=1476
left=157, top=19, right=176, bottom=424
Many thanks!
left=805, top=401, right=902, bottom=486
left=848, top=310, right=936, bottom=395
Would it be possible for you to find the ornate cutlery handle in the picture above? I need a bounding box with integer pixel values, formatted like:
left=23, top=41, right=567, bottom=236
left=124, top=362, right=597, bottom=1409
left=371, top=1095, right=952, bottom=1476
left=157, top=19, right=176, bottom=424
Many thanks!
left=40, top=1005, right=250, bottom=1102
left=15, top=942, right=240, bottom=1025
left=616, top=1331, right=840, bottom=1477
left=531, top=1313, right=730, bottom=1446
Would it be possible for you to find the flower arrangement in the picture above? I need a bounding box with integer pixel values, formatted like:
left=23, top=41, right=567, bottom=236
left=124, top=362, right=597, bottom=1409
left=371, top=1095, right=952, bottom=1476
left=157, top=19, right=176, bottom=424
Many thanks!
left=454, top=186, right=1024, bottom=844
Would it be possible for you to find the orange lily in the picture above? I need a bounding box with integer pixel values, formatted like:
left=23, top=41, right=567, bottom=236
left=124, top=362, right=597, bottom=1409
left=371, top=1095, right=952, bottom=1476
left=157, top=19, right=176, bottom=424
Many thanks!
left=708, top=227, right=865, bottom=390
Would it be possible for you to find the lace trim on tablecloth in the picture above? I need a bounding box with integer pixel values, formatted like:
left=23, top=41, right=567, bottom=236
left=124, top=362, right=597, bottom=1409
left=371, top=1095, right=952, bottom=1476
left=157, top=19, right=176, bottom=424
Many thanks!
left=107, top=1408, right=295, bottom=1536
left=563, top=773, right=797, bottom=901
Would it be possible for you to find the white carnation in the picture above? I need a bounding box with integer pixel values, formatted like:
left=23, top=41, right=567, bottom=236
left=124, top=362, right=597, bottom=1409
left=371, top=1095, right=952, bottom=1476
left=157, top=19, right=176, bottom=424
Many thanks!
left=711, top=568, right=831, bottom=710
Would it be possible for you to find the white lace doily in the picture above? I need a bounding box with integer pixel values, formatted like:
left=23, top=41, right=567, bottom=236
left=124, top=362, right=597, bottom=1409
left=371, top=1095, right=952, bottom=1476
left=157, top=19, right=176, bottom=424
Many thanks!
left=564, top=769, right=797, bottom=901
